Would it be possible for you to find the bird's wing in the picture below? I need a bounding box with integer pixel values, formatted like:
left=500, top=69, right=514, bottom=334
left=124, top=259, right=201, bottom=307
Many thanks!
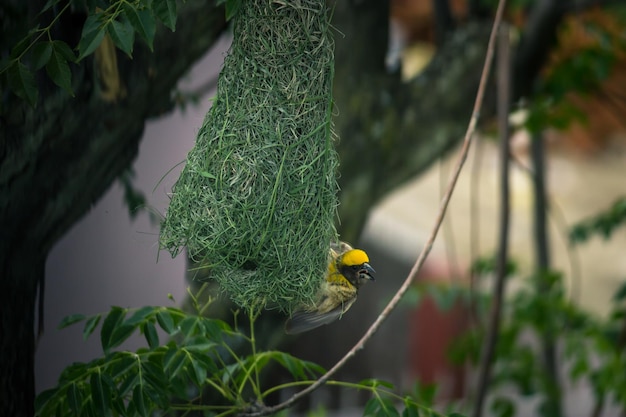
left=284, top=299, right=356, bottom=334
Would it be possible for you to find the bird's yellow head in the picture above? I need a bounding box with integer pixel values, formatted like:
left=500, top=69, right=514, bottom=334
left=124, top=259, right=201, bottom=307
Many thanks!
left=341, top=249, right=370, bottom=266
left=338, top=249, right=375, bottom=287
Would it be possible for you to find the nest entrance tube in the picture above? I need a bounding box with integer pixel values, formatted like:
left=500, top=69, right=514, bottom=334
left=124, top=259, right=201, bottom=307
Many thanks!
left=160, top=0, right=338, bottom=313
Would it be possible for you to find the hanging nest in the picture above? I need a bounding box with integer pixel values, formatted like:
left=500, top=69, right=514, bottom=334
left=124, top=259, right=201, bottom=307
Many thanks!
left=160, top=0, right=338, bottom=313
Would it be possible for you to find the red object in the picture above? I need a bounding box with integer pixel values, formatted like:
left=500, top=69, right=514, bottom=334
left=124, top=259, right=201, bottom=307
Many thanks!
left=408, top=261, right=469, bottom=400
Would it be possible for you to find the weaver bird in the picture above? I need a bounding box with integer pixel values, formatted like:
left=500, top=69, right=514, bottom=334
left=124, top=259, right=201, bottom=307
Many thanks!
left=285, top=241, right=375, bottom=334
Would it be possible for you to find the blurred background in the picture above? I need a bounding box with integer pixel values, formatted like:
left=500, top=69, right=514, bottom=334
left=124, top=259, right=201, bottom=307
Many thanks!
left=4, top=0, right=625, bottom=416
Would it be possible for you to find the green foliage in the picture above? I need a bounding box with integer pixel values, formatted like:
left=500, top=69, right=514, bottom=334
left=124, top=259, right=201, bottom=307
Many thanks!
left=490, top=397, right=515, bottom=417
left=37, top=293, right=327, bottom=416
left=37, top=284, right=472, bottom=417
left=525, top=14, right=625, bottom=133
left=357, top=378, right=466, bottom=417
left=119, top=169, right=147, bottom=220
left=216, top=0, right=243, bottom=20
left=1, top=0, right=179, bottom=106
left=570, top=197, right=626, bottom=244
left=450, top=265, right=626, bottom=417
left=402, top=282, right=474, bottom=313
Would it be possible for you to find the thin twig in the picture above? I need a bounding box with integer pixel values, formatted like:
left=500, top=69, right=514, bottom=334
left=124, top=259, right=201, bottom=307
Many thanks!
left=471, top=24, right=511, bottom=417
left=469, top=128, right=485, bottom=331
left=238, top=0, right=508, bottom=415
left=439, top=159, right=461, bottom=284
left=531, top=131, right=563, bottom=417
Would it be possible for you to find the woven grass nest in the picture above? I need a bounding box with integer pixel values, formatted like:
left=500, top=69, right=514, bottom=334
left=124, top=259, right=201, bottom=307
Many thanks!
left=160, top=0, right=338, bottom=313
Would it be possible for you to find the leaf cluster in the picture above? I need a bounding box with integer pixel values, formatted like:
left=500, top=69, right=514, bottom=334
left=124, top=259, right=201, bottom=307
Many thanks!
left=525, top=10, right=626, bottom=133
left=449, top=263, right=626, bottom=417
left=344, top=379, right=466, bottom=417
left=35, top=295, right=325, bottom=417
left=570, top=197, right=626, bottom=244
left=35, top=282, right=477, bottom=417
left=1, top=0, right=178, bottom=106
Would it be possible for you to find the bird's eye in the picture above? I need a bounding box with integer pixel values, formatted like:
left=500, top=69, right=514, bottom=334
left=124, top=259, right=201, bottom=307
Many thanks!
left=351, top=265, right=360, bottom=271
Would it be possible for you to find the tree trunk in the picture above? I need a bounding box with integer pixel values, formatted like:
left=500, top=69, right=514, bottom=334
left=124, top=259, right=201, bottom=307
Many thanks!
left=0, top=253, right=41, bottom=417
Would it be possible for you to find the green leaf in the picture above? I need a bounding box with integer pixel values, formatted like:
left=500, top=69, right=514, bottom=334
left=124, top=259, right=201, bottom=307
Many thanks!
left=32, top=41, right=53, bottom=70
left=163, top=348, right=187, bottom=378
left=126, top=306, right=157, bottom=327
left=272, top=351, right=324, bottom=380
left=108, top=324, right=136, bottom=350
left=109, top=353, right=137, bottom=379
left=90, top=371, right=112, bottom=417
left=413, top=381, right=437, bottom=406
left=156, top=310, right=176, bottom=334
left=491, top=397, right=515, bottom=417
left=380, top=400, right=401, bottom=417
left=143, top=322, right=159, bottom=348
left=364, top=397, right=380, bottom=417
left=188, top=350, right=219, bottom=375
left=10, top=36, right=32, bottom=60
left=188, top=355, right=208, bottom=385
left=154, top=0, right=177, bottom=31
left=58, top=313, right=86, bottom=329
left=185, top=336, right=217, bottom=352
left=179, top=316, right=202, bottom=337
left=111, top=396, right=127, bottom=416
left=358, top=378, right=395, bottom=390
left=67, top=382, right=83, bottom=415
left=273, top=351, right=303, bottom=379
left=41, top=0, right=62, bottom=14
left=140, top=363, right=169, bottom=409
left=613, top=281, right=626, bottom=302
left=428, top=284, right=458, bottom=311
left=118, top=373, right=139, bottom=397
left=124, top=5, right=156, bottom=50
left=402, top=402, right=420, bottom=417
left=101, top=306, right=127, bottom=352
left=52, top=40, right=77, bottom=62
left=46, top=46, right=73, bottom=94
left=133, top=384, right=150, bottom=417
left=83, top=314, right=101, bottom=340
left=34, top=387, right=59, bottom=415
left=78, top=13, right=105, bottom=60
left=7, top=61, right=38, bottom=106
left=225, top=0, right=242, bottom=21
left=58, top=362, right=89, bottom=385
left=202, top=318, right=231, bottom=340
left=107, top=18, right=134, bottom=58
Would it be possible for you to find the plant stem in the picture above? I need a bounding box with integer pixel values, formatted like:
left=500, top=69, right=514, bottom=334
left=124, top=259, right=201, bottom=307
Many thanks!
left=471, top=25, right=511, bottom=417
left=248, top=309, right=262, bottom=401
left=531, top=131, right=562, bottom=417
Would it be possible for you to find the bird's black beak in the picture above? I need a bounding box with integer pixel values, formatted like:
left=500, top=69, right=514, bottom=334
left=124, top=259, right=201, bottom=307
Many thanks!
left=361, top=263, right=375, bottom=281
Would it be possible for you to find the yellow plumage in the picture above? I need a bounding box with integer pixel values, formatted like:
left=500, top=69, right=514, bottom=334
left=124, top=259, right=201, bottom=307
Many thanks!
left=285, top=241, right=375, bottom=334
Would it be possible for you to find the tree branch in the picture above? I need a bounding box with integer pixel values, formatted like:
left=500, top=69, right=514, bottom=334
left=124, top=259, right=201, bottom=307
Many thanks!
left=433, top=0, right=456, bottom=44
left=513, top=0, right=567, bottom=99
